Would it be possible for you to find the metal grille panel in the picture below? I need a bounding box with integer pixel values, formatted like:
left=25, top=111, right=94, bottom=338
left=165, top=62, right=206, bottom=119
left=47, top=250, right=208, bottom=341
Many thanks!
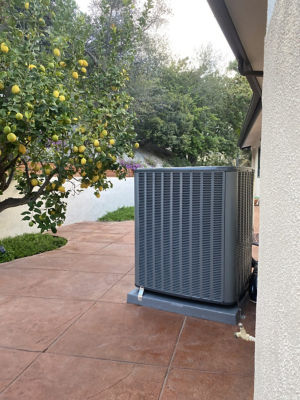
left=135, top=167, right=253, bottom=304
left=236, top=170, right=254, bottom=295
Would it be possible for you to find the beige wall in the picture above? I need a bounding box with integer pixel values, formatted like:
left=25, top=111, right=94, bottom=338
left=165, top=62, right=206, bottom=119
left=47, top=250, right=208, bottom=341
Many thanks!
left=254, top=0, right=300, bottom=399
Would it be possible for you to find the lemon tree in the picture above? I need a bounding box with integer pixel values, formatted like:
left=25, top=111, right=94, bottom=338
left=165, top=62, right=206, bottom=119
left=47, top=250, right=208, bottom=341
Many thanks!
left=0, top=0, right=145, bottom=232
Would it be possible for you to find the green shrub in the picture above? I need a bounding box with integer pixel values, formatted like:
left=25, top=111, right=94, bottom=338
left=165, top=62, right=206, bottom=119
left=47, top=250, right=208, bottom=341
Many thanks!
left=0, top=233, right=67, bottom=263
left=99, top=206, right=134, bottom=222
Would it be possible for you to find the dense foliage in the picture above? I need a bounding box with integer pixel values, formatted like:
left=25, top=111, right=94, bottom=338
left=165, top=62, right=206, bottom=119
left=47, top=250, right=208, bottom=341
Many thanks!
left=130, top=44, right=252, bottom=165
left=0, top=0, right=146, bottom=231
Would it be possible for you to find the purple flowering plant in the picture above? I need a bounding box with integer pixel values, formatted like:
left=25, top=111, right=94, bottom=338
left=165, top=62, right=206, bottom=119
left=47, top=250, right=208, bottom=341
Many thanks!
left=119, top=160, right=143, bottom=171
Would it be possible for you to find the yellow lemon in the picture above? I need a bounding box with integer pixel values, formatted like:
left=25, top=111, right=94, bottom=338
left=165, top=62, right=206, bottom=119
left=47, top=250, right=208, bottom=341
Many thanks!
left=134, top=142, right=139, bottom=149
left=53, top=90, right=59, bottom=98
left=39, top=64, right=45, bottom=72
left=99, top=186, right=103, bottom=191
left=4, top=126, right=11, bottom=134
left=78, top=145, right=86, bottom=153
left=0, top=81, right=4, bottom=90
left=81, top=67, right=87, bottom=74
left=25, top=2, right=29, bottom=9
left=78, top=59, right=84, bottom=66
left=45, top=168, right=51, bottom=175
left=72, top=71, right=79, bottom=79
left=82, top=60, right=88, bottom=67
left=96, top=161, right=102, bottom=169
left=16, top=113, right=23, bottom=120
left=73, top=146, right=78, bottom=153
left=109, top=139, right=115, bottom=145
left=52, top=134, right=59, bottom=141
left=11, top=85, right=20, bottom=94
left=51, top=183, right=56, bottom=189
left=59, top=61, right=66, bottom=67
left=7, top=132, right=17, bottom=142
left=28, top=64, right=36, bottom=70
left=81, top=171, right=87, bottom=177
left=18, top=144, right=26, bottom=154
left=96, top=147, right=101, bottom=153
left=100, top=129, right=107, bottom=138
left=92, top=175, right=99, bottom=182
left=95, top=192, right=100, bottom=198
left=31, top=178, right=38, bottom=187
left=125, top=104, right=129, bottom=110
left=59, top=95, right=65, bottom=102
left=81, top=158, right=87, bottom=165
left=93, top=139, right=100, bottom=147
left=58, top=186, right=65, bottom=193
left=53, top=48, right=61, bottom=57
left=0, top=43, right=9, bottom=53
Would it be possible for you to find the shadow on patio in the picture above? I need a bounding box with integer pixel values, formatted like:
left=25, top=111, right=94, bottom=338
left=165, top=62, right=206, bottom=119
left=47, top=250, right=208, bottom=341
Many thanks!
left=0, top=211, right=258, bottom=399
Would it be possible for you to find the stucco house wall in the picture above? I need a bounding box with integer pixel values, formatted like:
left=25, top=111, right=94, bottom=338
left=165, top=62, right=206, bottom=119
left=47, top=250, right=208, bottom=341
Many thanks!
left=254, top=0, right=300, bottom=399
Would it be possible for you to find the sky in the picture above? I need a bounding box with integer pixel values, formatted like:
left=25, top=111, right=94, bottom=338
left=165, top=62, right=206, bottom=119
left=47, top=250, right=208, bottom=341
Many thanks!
left=76, top=0, right=234, bottom=66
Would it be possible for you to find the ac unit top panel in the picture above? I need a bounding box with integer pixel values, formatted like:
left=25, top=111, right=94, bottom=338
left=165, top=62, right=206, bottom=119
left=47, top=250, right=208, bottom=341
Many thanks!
left=135, top=166, right=253, bottom=173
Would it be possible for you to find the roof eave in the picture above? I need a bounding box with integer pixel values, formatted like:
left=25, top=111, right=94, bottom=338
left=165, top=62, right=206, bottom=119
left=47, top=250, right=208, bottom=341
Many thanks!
left=207, top=0, right=262, bottom=148
left=238, top=95, right=262, bottom=148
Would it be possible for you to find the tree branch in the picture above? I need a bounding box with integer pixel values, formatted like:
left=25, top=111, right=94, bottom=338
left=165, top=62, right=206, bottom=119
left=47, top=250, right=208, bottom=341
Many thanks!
left=86, top=49, right=99, bottom=66
left=2, top=168, right=14, bottom=192
left=0, top=169, right=57, bottom=213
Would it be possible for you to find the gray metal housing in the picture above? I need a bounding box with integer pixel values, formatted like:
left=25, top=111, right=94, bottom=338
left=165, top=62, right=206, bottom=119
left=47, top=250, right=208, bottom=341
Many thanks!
left=134, top=167, right=254, bottom=305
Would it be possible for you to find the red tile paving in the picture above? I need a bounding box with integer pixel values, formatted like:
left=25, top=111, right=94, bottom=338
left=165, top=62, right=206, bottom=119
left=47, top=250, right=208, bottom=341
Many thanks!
left=1, top=354, right=165, bottom=400
left=0, top=214, right=258, bottom=399
left=49, top=302, right=184, bottom=366
left=172, top=318, right=254, bottom=375
left=0, top=349, right=37, bottom=393
left=161, top=368, right=254, bottom=400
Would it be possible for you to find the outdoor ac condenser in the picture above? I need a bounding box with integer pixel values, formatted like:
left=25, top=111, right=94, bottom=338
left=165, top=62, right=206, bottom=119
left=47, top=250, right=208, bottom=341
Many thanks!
left=134, top=167, right=254, bottom=305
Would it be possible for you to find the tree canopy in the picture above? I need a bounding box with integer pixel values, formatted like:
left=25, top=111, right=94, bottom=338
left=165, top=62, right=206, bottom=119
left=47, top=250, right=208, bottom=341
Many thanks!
left=130, top=42, right=252, bottom=165
left=0, top=0, right=148, bottom=231
left=0, top=0, right=252, bottom=233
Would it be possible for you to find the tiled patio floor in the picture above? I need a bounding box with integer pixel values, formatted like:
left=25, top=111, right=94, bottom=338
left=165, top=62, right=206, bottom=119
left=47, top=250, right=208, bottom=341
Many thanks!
left=0, top=220, right=256, bottom=399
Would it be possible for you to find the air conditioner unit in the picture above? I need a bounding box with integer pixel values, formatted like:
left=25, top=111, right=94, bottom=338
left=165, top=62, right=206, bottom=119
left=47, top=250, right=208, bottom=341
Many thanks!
left=134, top=167, right=254, bottom=306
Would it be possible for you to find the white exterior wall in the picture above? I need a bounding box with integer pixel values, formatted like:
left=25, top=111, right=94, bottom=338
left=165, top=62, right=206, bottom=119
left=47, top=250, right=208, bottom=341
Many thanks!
left=0, top=177, right=134, bottom=239
left=254, top=1, right=300, bottom=399
left=251, top=147, right=260, bottom=199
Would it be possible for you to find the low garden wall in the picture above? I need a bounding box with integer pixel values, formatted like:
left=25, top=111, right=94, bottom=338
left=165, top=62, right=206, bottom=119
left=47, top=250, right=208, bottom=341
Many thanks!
left=0, top=177, right=134, bottom=239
